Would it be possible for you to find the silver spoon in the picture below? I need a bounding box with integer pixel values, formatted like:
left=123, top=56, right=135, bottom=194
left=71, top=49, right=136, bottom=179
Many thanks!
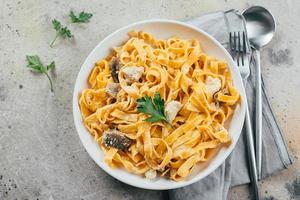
left=242, top=6, right=276, bottom=180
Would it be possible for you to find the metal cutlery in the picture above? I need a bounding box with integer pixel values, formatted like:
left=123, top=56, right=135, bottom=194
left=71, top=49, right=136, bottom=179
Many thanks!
left=242, top=6, right=276, bottom=180
left=229, top=31, right=260, bottom=200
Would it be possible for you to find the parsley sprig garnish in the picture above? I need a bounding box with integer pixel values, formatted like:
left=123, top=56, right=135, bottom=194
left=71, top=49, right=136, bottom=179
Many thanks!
left=26, top=55, right=55, bottom=92
left=50, top=19, right=73, bottom=48
left=50, top=11, right=92, bottom=47
left=26, top=10, right=93, bottom=92
left=137, top=92, right=168, bottom=123
left=69, top=10, right=93, bottom=23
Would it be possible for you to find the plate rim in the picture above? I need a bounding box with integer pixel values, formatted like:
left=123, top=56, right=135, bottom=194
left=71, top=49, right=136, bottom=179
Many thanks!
left=72, top=19, right=246, bottom=190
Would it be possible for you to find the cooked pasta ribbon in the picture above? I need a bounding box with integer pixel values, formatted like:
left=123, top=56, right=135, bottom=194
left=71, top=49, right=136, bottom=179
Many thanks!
left=79, top=31, right=240, bottom=181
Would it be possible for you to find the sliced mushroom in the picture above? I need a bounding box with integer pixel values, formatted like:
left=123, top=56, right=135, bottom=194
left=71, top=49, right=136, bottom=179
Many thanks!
left=110, top=57, right=121, bottom=83
left=165, top=100, right=182, bottom=123
left=103, top=129, right=132, bottom=151
left=106, top=82, right=120, bottom=98
left=122, top=66, right=144, bottom=84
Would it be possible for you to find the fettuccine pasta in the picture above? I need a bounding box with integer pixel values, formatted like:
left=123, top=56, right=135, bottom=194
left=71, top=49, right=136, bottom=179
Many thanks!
left=79, top=31, right=240, bottom=181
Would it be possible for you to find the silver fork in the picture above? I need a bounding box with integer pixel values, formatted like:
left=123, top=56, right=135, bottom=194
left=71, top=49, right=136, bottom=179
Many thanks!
left=229, top=32, right=250, bottom=79
left=229, top=31, right=260, bottom=200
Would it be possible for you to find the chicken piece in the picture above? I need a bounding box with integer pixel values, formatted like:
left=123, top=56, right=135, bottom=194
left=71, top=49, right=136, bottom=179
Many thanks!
left=103, top=129, right=132, bottom=151
left=165, top=100, right=183, bottom=123
left=145, top=169, right=157, bottom=179
left=106, top=82, right=120, bottom=98
left=122, top=66, right=144, bottom=84
left=205, top=76, right=221, bottom=95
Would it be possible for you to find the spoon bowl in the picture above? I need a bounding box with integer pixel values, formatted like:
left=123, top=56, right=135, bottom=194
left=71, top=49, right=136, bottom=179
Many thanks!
left=243, top=6, right=276, bottom=49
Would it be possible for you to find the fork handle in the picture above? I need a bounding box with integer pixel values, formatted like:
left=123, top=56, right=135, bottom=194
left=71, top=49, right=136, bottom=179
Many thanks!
left=254, top=49, right=262, bottom=180
left=245, top=104, right=261, bottom=200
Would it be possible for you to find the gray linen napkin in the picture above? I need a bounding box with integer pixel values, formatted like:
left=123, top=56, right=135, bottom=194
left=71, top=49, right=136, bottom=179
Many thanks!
left=169, top=9, right=292, bottom=200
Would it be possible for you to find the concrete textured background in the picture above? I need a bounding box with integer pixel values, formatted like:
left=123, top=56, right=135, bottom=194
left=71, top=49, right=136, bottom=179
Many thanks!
left=0, top=0, right=299, bottom=199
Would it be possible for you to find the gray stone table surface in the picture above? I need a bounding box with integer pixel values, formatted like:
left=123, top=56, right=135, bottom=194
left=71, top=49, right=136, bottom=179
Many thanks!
left=0, top=0, right=299, bottom=199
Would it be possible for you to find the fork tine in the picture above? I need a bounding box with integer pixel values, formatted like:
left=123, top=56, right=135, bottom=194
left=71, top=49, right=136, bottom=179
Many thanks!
left=234, top=32, right=238, bottom=63
left=233, top=32, right=236, bottom=60
left=229, top=32, right=232, bottom=53
left=229, top=32, right=235, bottom=60
left=237, top=32, right=241, bottom=66
left=242, top=31, right=246, bottom=66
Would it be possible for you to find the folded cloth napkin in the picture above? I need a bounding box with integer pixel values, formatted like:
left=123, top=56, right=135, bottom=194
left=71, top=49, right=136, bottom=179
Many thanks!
left=169, top=9, right=292, bottom=200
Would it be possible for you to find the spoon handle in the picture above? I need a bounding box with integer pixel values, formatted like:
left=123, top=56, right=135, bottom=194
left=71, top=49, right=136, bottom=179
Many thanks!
left=254, top=49, right=262, bottom=180
left=245, top=104, right=261, bottom=200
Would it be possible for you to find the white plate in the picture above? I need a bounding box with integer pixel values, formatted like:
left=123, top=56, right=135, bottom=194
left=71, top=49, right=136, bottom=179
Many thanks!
left=73, top=19, right=246, bottom=190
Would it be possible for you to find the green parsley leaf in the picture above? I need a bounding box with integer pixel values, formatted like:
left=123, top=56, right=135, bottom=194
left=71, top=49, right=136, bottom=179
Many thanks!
left=52, top=19, right=62, bottom=30
left=137, top=92, right=168, bottom=123
left=50, top=19, right=73, bottom=47
left=69, top=10, right=93, bottom=23
left=46, top=61, right=55, bottom=71
left=26, top=55, right=55, bottom=92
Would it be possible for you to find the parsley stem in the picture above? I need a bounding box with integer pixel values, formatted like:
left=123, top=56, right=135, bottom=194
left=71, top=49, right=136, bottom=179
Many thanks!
left=50, top=33, right=59, bottom=48
left=44, top=72, right=54, bottom=92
